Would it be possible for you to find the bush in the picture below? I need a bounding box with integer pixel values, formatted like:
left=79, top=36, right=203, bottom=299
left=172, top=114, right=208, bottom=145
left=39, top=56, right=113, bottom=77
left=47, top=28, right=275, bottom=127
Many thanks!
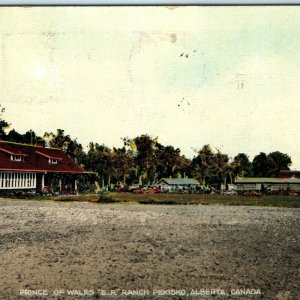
left=98, top=195, right=120, bottom=203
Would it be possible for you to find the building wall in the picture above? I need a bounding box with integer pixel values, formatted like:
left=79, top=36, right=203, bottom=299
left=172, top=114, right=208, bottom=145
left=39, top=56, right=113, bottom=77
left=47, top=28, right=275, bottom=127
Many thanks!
left=236, top=182, right=300, bottom=192
left=270, top=184, right=300, bottom=191
left=289, top=184, right=300, bottom=191
left=236, top=183, right=261, bottom=191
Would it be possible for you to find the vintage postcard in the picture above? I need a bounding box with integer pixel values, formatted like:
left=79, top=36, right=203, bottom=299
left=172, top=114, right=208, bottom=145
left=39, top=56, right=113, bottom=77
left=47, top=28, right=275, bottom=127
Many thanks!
left=0, top=5, right=299, bottom=299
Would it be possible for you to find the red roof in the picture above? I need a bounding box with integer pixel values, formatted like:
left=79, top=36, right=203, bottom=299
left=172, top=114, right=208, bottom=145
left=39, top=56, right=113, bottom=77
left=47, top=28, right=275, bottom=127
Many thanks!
left=278, top=171, right=300, bottom=178
left=0, top=141, right=88, bottom=174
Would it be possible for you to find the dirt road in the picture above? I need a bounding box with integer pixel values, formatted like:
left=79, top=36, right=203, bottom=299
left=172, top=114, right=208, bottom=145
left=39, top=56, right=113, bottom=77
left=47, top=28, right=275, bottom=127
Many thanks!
left=0, top=200, right=299, bottom=299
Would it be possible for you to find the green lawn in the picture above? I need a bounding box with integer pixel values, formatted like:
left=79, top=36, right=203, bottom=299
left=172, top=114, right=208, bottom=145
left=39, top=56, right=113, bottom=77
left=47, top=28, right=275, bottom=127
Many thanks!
left=2, top=192, right=299, bottom=208
left=96, top=192, right=300, bottom=208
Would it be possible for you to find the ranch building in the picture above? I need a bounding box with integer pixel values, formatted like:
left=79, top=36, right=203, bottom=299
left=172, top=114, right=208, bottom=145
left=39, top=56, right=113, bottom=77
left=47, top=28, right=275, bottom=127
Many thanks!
left=235, top=176, right=300, bottom=192
left=156, top=177, right=201, bottom=190
left=0, top=140, right=90, bottom=195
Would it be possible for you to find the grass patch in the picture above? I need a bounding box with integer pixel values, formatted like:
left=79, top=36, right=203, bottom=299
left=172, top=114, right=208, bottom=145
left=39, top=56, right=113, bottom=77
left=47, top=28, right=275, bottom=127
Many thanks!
left=52, top=194, right=100, bottom=203
left=98, top=194, right=121, bottom=203
left=2, top=192, right=299, bottom=208
left=100, top=192, right=300, bottom=208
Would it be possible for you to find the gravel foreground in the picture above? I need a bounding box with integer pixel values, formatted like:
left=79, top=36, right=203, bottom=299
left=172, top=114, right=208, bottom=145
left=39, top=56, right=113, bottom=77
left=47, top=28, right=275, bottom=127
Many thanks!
left=0, top=200, right=299, bottom=300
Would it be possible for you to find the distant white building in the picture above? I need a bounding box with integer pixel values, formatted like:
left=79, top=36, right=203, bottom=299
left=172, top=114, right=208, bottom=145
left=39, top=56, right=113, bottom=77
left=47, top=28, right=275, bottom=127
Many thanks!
left=156, top=177, right=201, bottom=190
left=235, top=176, right=300, bottom=192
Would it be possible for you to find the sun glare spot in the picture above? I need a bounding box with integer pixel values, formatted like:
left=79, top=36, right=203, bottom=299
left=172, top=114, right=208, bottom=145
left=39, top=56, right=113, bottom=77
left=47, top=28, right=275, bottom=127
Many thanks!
left=34, top=66, right=45, bottom=78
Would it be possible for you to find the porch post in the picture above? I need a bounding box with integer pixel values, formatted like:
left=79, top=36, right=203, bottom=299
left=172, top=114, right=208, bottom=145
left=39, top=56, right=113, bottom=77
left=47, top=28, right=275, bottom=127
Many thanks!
left=59, top=179, right=62, bottom=193
left=74, top=178, right=78, bottom=194
left=9, top=172, right=13, bottom=188
left=42, top=173, right=45, bottom=191
left=33, top=173, right=36, bottom=189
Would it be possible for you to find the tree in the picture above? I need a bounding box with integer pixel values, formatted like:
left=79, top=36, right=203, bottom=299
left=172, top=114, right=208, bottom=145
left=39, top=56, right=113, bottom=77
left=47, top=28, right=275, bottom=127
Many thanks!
left=232, top=153, right=252, bottom=177
left=265, top=155, right=278, bottom=177
left=86, top=142, right=114, bottom=187
left=252, top=151, right=292, bottom=177
left=65, top=138, right=87, bottom=165
left=252, top=152, right=268, bottom=177
left=189, top=145, right=233, bottom=186
left=23, top=130, right=39, bottom=145
left=6, top=129, right=22, bottom=142
left=44, top=129, right=86, bottom=164
left=111, top=147, right=134, bottom=186
left=44, top=129, right=71, bottom=152
left=0, top=105, right=10, bottom=137
left=6, top=129, right=38, bottom=145
left=123, top=134, right=158, bottom=185
left=155, top=144, right=190, bottom=179
left=214, top=149, right=231, bottom=185
left=267, top=151, right=292, bottom=176
left=0, top=120, right=10, bottom=136
left=190, top=145, right=216, bottom=185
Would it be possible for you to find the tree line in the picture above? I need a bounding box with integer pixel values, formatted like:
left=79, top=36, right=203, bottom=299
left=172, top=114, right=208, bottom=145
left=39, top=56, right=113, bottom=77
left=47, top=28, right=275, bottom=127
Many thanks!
left=0, top=118, right=292, bottom=187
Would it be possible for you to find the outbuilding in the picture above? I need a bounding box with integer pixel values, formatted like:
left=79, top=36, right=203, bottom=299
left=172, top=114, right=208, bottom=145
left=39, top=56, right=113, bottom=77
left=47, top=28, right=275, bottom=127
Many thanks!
left=156, top=177, right=201, bottom=191
left=235, top=176, right=300, bottom=192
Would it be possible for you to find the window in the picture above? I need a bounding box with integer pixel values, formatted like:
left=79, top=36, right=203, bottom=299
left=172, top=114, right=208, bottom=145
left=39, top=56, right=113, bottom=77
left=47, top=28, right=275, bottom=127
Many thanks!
left=49, top=158, right=58, bottom=165
left=11, top=155, right=23, bottom=162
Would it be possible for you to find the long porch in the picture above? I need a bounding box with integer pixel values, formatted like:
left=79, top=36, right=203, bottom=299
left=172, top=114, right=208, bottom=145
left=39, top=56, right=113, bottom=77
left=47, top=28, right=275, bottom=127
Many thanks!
left=0, top=171, right=80, bottom=195
left=37, top=172, right=79, bottom=195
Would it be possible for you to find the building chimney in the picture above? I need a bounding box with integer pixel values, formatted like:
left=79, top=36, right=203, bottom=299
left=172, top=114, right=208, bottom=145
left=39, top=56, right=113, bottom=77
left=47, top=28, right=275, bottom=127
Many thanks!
left=36, top=140, right=46, bottom=148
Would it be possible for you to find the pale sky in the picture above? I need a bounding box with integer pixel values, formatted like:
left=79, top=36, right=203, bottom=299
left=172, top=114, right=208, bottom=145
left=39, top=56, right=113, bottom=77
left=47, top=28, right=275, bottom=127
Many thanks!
left=0, top=6, right=300, bottom=168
